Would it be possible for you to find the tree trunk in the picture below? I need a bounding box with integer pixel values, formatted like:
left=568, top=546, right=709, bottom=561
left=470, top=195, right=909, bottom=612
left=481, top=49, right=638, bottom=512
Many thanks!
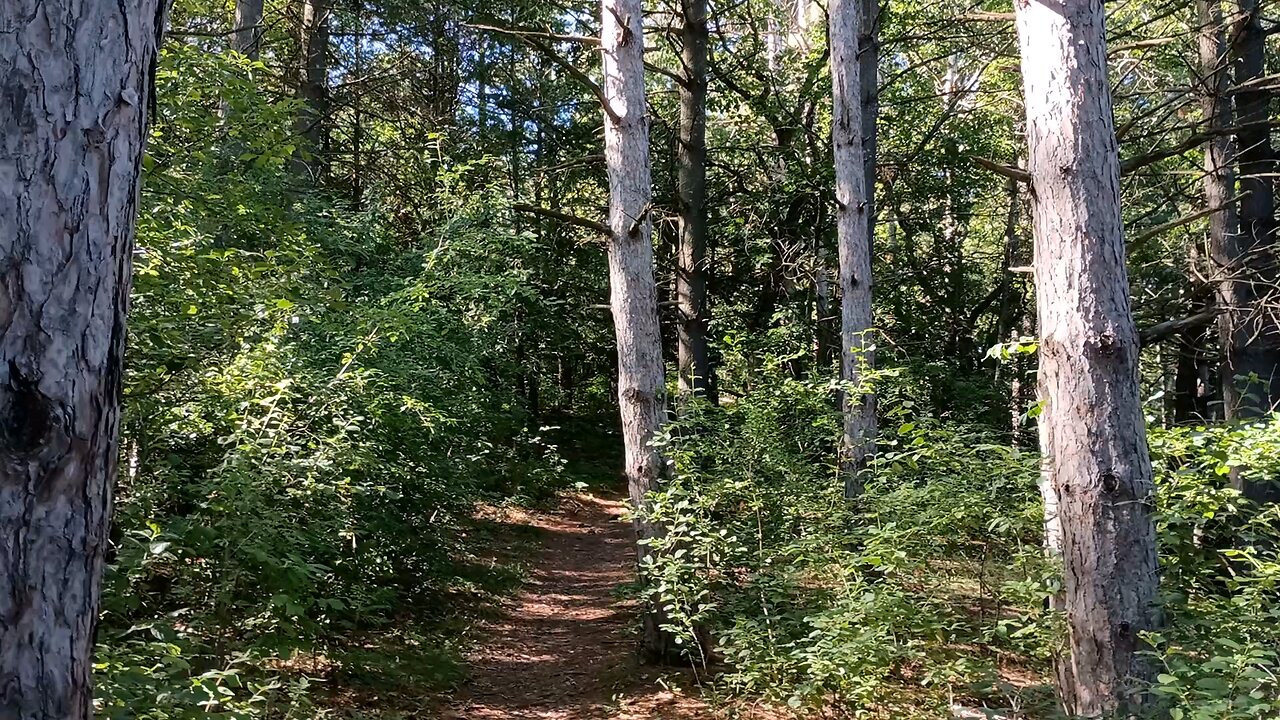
left=0, top=1, right=164, bottom=716
left=1220, top=0, right=1280, bottom=502
left=294, top=0, right=330, bottom=179
left=1014, top=0, right=1161, bottom=715
left=233, top=0, right=265, bottom=59
left=601, top=0, right=673, bottom=662
left=676, top=0, right=713, bottom=405
left=860, top=0, right=879, bottom=258
left=829, top=0, right=876, bottom=497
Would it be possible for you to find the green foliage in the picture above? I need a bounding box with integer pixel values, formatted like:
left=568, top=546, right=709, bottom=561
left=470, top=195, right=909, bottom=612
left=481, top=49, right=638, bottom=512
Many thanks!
left=98, top=25, right=577, bottom=717
left=636, top=369, right=1057, bottom=716
left=1144, top=420, right=1280, bottom=720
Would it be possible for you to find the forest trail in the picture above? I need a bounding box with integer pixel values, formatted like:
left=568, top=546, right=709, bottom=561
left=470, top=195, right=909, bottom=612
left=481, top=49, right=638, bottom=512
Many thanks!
left=443, top=492, right=717, bottom=720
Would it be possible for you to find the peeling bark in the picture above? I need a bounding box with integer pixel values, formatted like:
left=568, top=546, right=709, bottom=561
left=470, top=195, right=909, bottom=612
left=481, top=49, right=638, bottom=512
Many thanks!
left=0, top=0, right=165, bottom=716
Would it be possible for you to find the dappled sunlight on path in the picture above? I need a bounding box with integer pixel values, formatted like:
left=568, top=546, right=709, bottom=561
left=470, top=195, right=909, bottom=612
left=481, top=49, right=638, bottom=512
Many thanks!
left=442, top=492, right=716, bottom=720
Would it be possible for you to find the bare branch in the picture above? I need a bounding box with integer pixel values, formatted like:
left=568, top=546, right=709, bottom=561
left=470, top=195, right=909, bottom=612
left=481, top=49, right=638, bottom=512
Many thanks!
left=1128, top=193, right=1248, bottom=249
left=1139, top=309, right=1221, bottom=347
left=972, top=156, right=1032, bottom=184
left=512, top=203, right=610, bottom=236
left=468, top=24, right=620, bottom=123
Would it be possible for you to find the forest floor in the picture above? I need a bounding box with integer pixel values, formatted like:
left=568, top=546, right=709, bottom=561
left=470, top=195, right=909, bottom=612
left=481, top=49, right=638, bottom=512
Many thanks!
left=440, top=491, right=725, bottom=720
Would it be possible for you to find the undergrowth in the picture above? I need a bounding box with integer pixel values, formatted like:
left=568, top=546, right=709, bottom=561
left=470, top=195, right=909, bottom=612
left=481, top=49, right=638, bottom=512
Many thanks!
left=637, top=366, right=1280, bottom=718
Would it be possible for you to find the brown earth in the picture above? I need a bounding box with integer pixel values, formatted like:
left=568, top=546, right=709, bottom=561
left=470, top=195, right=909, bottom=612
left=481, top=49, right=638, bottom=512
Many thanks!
left=441, top=492, right=719, bottom=720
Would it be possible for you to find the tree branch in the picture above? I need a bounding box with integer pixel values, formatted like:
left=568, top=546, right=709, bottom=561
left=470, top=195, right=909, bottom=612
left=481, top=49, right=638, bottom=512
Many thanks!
left=1139, top=309, right=1221, bottom=347
left=972, top=156, right=1032, bottom=184
left=468, top=24, right=620, bottom=123
left=1128, top=193, right=1248, bottom=250
left=512, top=203, right=610, bottom=236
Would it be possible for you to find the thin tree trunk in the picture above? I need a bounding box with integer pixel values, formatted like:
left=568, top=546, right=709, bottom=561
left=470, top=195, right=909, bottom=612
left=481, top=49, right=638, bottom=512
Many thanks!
left=860, top=0, right=879, bottom=258
left=676, top=0, right=713, bottom=405
left=601, top=0, right=672, bottom=661
left=294, top=0, right=330, bottom=179
left=233, top=0, right=265, bottom=59
left=1014, top=0, right=1161, bottom=714
left=0, top=1, right=165, bottom=716
left=1221, top=0, right=1280, bottom=502
left=829, top=0, right=876, bottom=497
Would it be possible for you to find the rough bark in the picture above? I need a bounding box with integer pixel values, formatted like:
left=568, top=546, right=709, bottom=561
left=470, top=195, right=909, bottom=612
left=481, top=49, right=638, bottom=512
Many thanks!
left=0, top=0, right=164, bottom=716
left=829, top=0, right=876, bottom=497
left=601, top=0, right=672, bottom=661
left=676, top=0, right=713, bottom=405
left=294, top=0, right=330, bottom=178
left=1220, top=0, right=1280, bottom=502
left=233, top=0, right=265, bottom=59
left=860, top=0, right=879, bottom=258
left=1013, top=0, right=1161, bottom=715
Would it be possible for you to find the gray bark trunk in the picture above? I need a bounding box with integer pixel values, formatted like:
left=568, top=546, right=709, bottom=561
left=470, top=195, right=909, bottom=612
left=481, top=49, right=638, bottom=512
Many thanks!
left=601, top=0, right=672, bottom=661
left=1194, top=0, right=1235, bottom=428
left=1014, top=0, right=1161, bottom=715
left=1221, top=0, right=1280, bottom=502
left=860, top=0, right=879, bottom=258
left=294, top=0, right=330, bottom=179
left=233, top=0, right=265, bottom=59
left=829, top=0, right=876, bottom=497
left=676, top=0, right=712, bottom=404
left=0, top=0, right=164, bottom=716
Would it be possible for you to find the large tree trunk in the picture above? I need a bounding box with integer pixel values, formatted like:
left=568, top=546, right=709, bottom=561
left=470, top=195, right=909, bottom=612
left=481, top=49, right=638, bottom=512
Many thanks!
left=676, top=0, right=713, bottom=405
left=1014, top=0, right=1161, bottom=715
left=601, top=0, right=672, bottom=662
left=1220, top=0, right=1280, bottom=502
left=0, top=1, right=164, bottom=716
left=294, top=0, right=330, bottom=179
left=829, top=0, right=876, bottom=497
left=233, top=0, right=266, bottom=59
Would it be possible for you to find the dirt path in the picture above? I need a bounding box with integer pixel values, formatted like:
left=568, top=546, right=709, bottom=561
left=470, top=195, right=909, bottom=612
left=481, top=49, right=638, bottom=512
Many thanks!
left=443, top=492, right=715, bottom=720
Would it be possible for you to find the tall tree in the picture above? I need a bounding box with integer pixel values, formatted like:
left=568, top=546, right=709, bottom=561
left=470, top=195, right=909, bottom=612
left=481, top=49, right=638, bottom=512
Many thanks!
left=676, top=0, right=713, bottom=403
left=829, top=0, right=876, bottom=496
left=0, top=0, right=165, bottom=716
left=860, top=0, right=880, bottom=258
left=601, top=0, right=671, bottom=660
left=1220, top=0, right=1280, bottom=502
left=233, top=0, right=266, bottom=59
left=1195, top=0, right=1236, bottom=426
left=295, top=0, right=330, bottom=178
left=1014, top=0, right=1161, bottom=714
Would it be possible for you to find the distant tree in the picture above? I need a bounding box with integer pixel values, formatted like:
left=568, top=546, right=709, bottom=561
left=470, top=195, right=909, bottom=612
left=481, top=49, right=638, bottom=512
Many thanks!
left=294, top=0, right=330, bottom=178
left=0, top=0, right=166, bottom=716
left=234, top=0, right=266, bottom=59
left=1013, top=0, right=1161, bottom=714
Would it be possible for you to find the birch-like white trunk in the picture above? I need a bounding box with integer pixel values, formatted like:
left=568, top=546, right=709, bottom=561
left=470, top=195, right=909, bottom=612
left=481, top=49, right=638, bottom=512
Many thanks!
left=1014, top=0, right=1160, bottom=714
left=601, top=0, right=671, bottom=660
left=829, top=0, right=876, bottom=497
left=0, top=1, right=164, bottom=716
